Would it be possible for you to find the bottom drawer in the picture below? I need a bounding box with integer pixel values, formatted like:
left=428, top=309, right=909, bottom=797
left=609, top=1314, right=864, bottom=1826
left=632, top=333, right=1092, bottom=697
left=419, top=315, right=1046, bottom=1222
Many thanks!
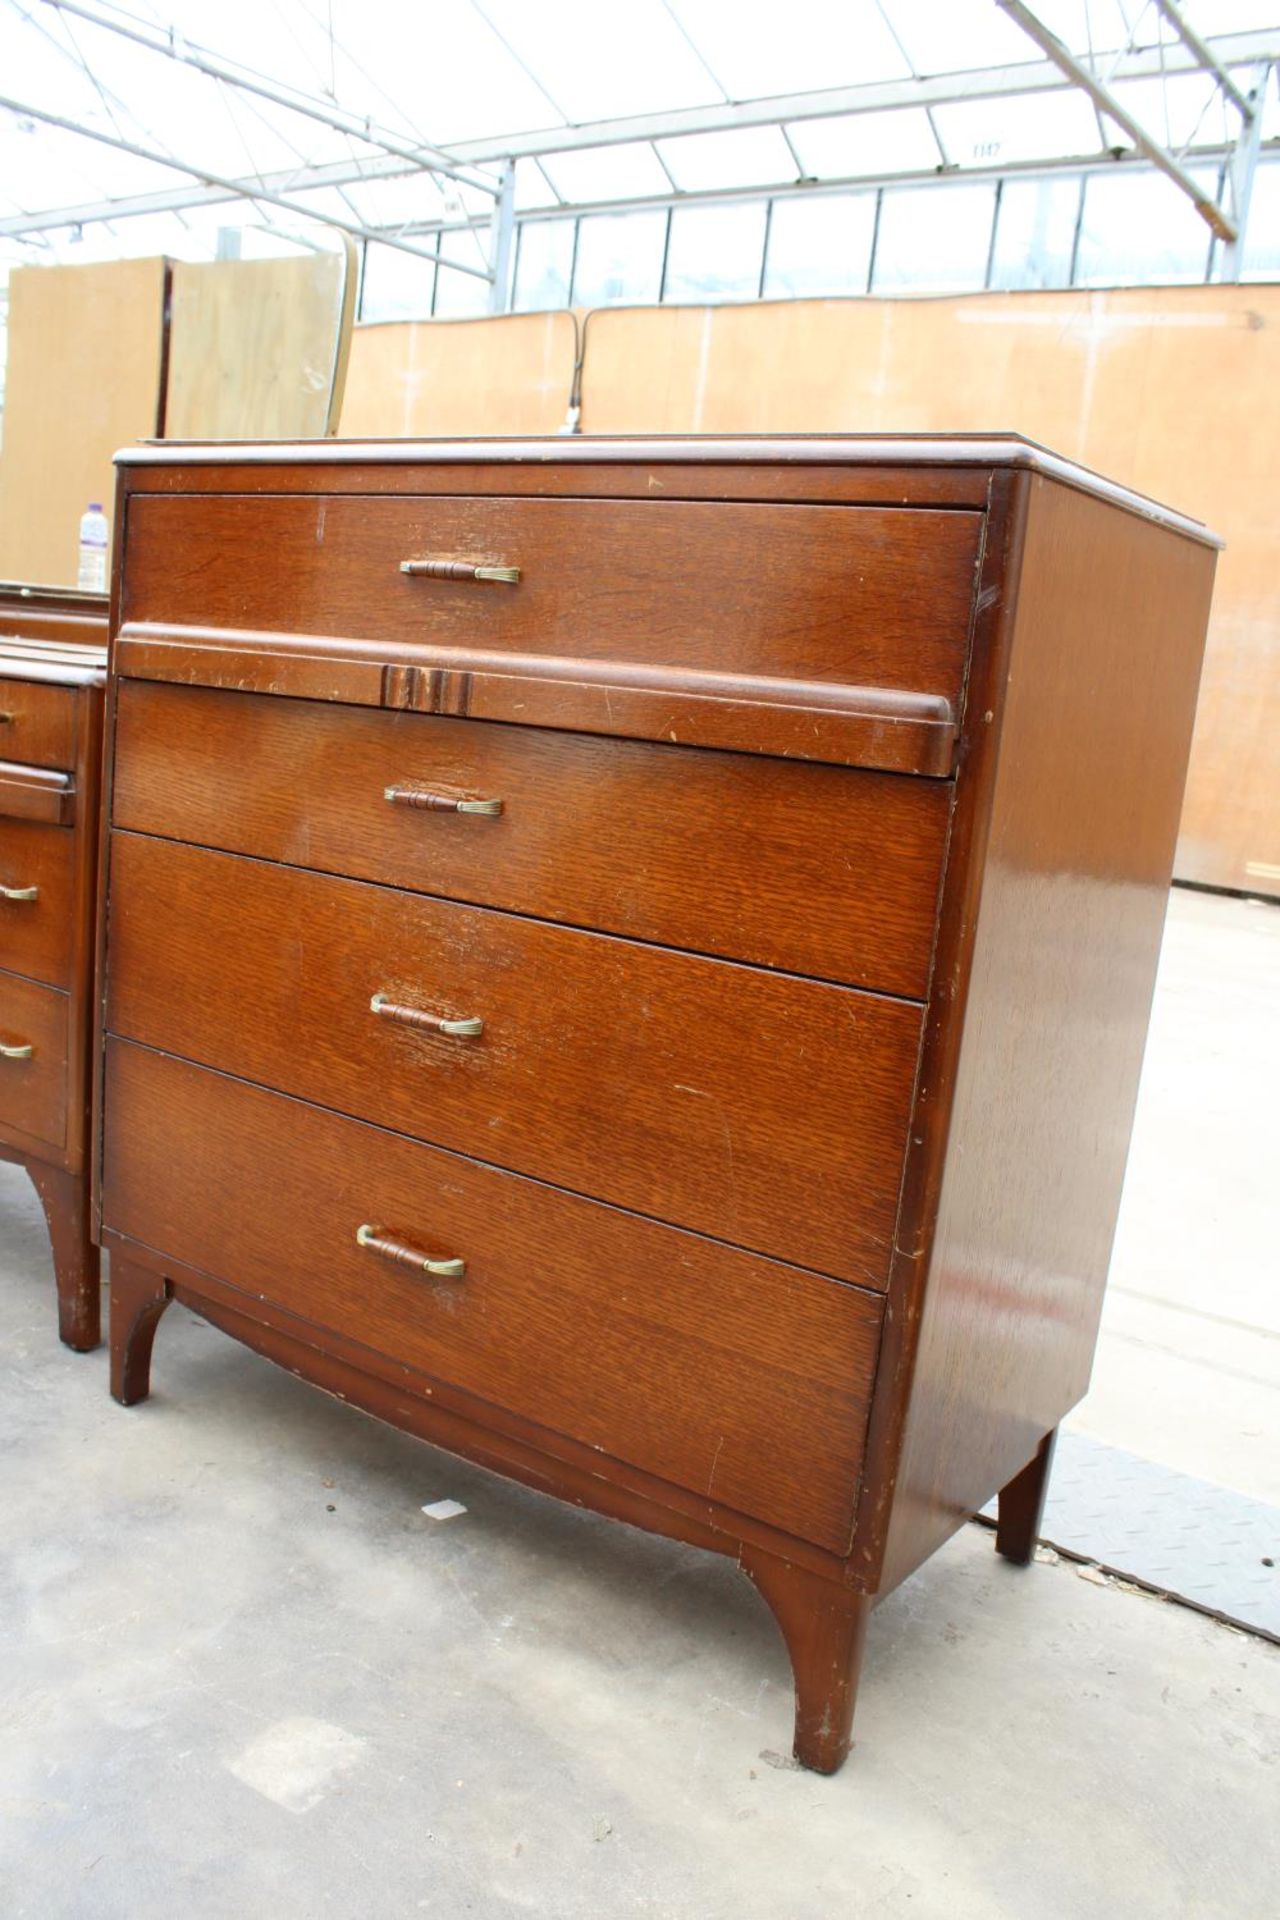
left=0, top=968, right=67, bottom=1149
left=102, top=1040, right=884, bottom=1554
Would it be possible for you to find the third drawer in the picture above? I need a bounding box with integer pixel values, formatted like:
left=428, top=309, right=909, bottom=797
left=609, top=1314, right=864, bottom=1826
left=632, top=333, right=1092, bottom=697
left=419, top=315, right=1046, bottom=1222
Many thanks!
left=106, top=831, right=924, bottom=1288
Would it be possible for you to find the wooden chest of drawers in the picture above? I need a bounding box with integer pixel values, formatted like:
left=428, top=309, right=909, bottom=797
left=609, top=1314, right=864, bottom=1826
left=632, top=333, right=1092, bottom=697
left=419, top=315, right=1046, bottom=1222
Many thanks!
left=0, top=583, right=107, bottom=1350
left=95, top=437, right=1218, bottom=1771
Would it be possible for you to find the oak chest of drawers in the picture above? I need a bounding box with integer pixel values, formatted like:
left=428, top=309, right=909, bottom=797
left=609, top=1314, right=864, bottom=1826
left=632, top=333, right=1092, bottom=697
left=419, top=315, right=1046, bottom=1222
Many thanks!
left=96, top=437, right=1217, bottom=1771
left=0, top=582, right=107, bottom=1350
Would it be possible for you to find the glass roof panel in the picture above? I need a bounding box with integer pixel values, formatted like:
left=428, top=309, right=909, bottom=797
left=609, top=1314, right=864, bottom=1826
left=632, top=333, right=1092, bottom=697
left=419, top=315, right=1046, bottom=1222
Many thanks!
left=788, top=108, right=940, bottom=180
left=324, top=0, right=565, bottom=146
left=540, top=143, right=672, bottom=204
left=1103, top=73, right=1237, bottom=153
left=884, top=0, right=1044, bottom=73
left=932, top=89, right=1104, bottom=166
left=473, top=0, right=718, bottom=123
left=667, top=0, right=910, bottom=96
left=0, top=0, right=1275, bottom=254
left=657, top=126, right=799, bottom=192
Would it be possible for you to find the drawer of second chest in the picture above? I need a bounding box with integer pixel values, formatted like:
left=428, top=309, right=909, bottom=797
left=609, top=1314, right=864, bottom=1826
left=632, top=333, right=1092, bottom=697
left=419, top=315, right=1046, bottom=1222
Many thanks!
left=106, top=832, right=923, bottom=1289
left=0, top=820, right=76, bottom=989
left=0, top=967, right=68, bottom=1150
left=0, top=677, right=78, bottom=771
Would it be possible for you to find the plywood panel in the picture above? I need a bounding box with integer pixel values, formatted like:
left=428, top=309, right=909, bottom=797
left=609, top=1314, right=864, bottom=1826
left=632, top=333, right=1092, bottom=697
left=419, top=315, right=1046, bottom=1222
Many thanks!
left=579, top=290, right=1279, bottom=898
left=165, top=247, right=355, bottom=441
left=341, top=312, right=577, bottom=437
left=0, top=259, right=167, bottom=588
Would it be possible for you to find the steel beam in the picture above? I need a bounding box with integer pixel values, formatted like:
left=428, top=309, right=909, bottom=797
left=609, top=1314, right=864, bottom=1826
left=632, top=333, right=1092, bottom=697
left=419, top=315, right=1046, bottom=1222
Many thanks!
left=1153, top=1, right=1253, bottom=120
left=997, top=0, right=1237, bottom=241
left=1, top=25, right=1275, bottom=240
left=382, top=140, right=1276, bottom=237
left=487, top=161, right=516, bottom=313
left=39, top=0, right=499, bottom=196
left=0, top=92, right=494, bottom=276
left=1220, top=65, right=1272, bottom=280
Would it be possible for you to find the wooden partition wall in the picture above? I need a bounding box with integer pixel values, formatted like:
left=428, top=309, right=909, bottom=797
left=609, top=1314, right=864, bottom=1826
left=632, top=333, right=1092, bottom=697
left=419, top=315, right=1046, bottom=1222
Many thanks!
left=341, top=287, right=1280, bottom=899
left=0, top=259, right=168, bottom=586
left=0, top=250, right=354, bottom=587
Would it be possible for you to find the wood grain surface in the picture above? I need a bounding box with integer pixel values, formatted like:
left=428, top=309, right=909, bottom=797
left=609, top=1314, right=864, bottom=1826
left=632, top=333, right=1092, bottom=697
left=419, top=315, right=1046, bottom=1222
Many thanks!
left=0, top=679, right=79, bottom=771
left=0, top=821, right=75, bottom=989
left=879, top=474, right=1218, bottom=1592
left=110, top=681, right=951, bottom=997
left=0, top=967, right=68, bottom=1150
left=106, top=831, right=923, bottom=1285
left=121, top=493, right=981, bottom=706
left=102, top=1038, right=885, bottom=1553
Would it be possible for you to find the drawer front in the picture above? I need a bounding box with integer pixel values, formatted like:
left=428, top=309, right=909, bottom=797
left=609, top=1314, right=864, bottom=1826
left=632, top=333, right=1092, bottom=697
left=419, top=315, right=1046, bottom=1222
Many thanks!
left=0, top=820, right=75, bottom=988
left=122, top=493, right=980, bottom=706
left=0, top=967, right=68, bottom=1149
left=0, top=677, right=78, bottom=771
left=102, top=1039, right=883, bottom=1554
left=112, top=682, right=950, bottom=999
left=108, top=834, right=923, bottom=1287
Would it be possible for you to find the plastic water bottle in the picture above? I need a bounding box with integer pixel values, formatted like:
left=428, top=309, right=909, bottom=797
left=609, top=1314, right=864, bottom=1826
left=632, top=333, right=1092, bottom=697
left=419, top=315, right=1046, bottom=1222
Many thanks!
left=77, top=503, right=108, bottom=592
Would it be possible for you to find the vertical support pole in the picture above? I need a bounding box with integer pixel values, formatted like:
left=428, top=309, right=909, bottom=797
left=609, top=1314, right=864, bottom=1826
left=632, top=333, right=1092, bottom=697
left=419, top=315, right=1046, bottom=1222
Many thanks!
left=488, top=160, right=516, bottom=314
left=1220, top=63, right=1270, bottom=283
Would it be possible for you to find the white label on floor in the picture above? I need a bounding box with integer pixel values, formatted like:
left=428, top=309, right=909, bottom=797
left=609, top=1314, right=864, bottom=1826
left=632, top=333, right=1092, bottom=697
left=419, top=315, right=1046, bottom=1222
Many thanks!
left=422, top=1499, right=468, bottom=1521
left=227, top=1717, right=367, bottom=1813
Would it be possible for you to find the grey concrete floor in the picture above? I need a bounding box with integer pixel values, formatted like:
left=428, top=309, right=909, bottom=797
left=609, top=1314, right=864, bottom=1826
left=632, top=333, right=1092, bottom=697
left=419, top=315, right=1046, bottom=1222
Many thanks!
left=2, top=887, right=1278, bottom=1919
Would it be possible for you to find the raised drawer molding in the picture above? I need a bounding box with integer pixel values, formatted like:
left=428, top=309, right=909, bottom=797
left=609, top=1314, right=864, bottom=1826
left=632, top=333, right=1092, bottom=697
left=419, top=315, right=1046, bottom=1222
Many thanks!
left=96, top=436, right=1218, bottom=1773
left=0, top=583, right=108, bottom=1350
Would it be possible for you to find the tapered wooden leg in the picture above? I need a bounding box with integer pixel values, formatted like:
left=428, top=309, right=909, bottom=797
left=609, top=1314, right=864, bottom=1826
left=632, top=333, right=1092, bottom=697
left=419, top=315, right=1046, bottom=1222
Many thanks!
left=110, top=1259, right=171, bottom=1406
left=740, top=1546, right=872, bottom=1774
left=26, top=1161, right=101, bottom=1352
left=996, top=1428, right=1059, bottom=1566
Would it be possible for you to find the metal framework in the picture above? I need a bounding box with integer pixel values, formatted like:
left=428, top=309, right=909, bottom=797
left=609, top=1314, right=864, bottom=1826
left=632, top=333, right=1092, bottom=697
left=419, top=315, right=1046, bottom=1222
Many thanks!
left=1, top=3, right=1276, bottom=305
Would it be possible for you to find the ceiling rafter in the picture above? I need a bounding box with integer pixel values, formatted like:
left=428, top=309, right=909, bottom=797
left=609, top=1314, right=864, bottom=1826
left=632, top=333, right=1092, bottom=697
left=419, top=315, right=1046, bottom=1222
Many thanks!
left=0, top=88, right=494, bottom=274
left=0, top=18, right=1275, bottom=244
left=997, top=0, right=1255, bottom=241
left=38, top=0, right=499, bottom=196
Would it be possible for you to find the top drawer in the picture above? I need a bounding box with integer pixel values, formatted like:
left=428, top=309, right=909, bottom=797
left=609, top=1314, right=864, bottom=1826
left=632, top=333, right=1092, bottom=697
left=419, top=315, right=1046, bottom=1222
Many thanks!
left=121, top=493, right=981, bottom=713
left=0, top=678, right=77, bottom=771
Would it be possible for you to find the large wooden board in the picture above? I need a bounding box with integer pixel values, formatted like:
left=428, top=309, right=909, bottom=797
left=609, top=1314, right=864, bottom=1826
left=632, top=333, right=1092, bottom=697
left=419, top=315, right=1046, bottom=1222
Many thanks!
left=339, top=285, right=1277, bottom=896
left=0, top=259, right=167, bottom=587
left=165, top=246, right=355, bottom=441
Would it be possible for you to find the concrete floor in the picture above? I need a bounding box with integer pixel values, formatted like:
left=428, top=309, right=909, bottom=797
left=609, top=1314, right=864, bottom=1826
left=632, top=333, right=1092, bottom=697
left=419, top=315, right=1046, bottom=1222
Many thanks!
left=2, top=887, right=1277, bottom=1918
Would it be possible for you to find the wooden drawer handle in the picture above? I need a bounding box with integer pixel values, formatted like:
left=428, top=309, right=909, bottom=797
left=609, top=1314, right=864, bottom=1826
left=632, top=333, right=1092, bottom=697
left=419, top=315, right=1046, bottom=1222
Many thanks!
left=370, top=991, right=483, bottom=1039
left=0, top=1036, right=33, bottom=1059
left=356, top=1222, right=465, bottom=1280
left=0, top=883, right=38, bottom=902
left=0, top=712, right=13, bottom=725
left=400, top=558, right=520, bottom=585
left=384, top=785, right=503, bottom=817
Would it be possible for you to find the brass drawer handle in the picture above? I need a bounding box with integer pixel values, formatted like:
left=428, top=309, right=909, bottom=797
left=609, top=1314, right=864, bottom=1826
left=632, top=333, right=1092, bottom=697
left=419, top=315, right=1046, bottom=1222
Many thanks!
left=400, top=558, right=520, bottom=585
left=0, top=712, right=13, bottom=724
left=384, top=785, right=502, bottom=817
left=0, top=1037, right=33, bottom=1059
left=0, top=884, right=38, bottom=902
left=371, top=992, right=483, bottom=1039
left=356, top=1222, right=465, bottom=1280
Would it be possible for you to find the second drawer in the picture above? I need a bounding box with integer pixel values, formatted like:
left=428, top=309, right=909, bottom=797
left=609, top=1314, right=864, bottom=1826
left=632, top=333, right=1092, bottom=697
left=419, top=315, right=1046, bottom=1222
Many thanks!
left=106, top=832, right=923, bottom=1287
